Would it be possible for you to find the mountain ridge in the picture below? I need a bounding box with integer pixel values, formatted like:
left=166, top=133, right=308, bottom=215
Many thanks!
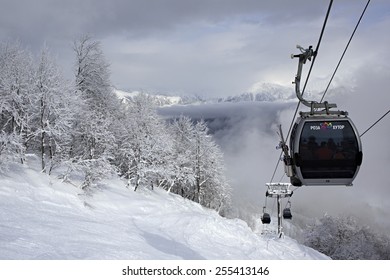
left=114, top=83, right=297, bottom=107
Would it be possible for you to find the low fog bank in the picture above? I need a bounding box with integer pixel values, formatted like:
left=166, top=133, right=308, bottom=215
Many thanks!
left=158, top=96, right=390, bottom=235
left=158, top=101, right=290, bottom=221
left=159, top=102, right=292, bottom=224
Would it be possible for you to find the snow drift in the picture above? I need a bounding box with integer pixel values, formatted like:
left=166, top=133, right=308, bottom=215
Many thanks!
left=0, top=155, right=327, bottom=260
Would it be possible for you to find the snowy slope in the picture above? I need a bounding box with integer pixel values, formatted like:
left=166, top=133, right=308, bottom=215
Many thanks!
left=0, top=155, right=328, bottom=260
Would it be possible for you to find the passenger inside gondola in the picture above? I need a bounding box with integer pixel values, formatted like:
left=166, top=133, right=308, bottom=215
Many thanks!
left=297, top=120, right=360, bottom=179
left=316, top=141, right=333, bottom=159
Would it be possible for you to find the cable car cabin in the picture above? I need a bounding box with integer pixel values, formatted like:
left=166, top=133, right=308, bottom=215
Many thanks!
left=283, top=208, right=292, bottom=219
left=290, top=115, right=363, bottom=186
left=261, top=213, right=271, bottom=224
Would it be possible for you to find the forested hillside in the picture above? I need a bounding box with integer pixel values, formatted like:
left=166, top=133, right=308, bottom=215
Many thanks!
left=0, top=36, right=231, bottom=214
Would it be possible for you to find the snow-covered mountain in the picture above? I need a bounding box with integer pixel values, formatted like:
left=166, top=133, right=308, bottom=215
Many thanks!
left=0, top=155, right=327, bottom=260
left=216, top=83, right=295, bottom=103
left=114, top=83, right=296, bottom=107
left=114, top=89, right=185, bottom=106
left=115, top=81, right=355, bottom=107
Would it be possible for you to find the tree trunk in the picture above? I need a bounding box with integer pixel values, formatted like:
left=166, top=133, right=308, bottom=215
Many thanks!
left=40, top=97, right=46, bottom=172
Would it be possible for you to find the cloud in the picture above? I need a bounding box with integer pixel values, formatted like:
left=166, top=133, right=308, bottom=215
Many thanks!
left=2, top=0, right=388, bottom=97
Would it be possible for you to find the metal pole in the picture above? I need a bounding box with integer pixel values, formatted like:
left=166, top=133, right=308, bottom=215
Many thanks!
left=292, top=45, right=337, bottom=111
left=277, top=194, right=282, bottom=238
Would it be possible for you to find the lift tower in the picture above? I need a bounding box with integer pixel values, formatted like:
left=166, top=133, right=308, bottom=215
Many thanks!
left=265, top=183, right=293, bottom=238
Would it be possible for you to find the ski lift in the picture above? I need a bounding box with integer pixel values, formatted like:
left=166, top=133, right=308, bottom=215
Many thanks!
left=261, top=207, right=271, bottom=224
left=283, top=202, right=292, bottom=219
left=281, top=45, right=363, bottom=186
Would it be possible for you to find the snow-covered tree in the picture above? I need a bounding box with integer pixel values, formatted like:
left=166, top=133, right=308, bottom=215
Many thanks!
left=168, top=116, right=231, bottom=214
left=0, top=41, right=34, bottom=166
left=0, top=131, right=24, bottom=172
left=73, top=35, right=118, bottom=114
left=168, top=115, right=196, bottom=195
left=115, top=93, right=174, bottom=191
left=69, top=35, right=118, bottom=190
left=192, top=120, right=231, bottom=214
left=304, top=214, right=390, bottom=259
left=32, top=46, right=78, bottom=173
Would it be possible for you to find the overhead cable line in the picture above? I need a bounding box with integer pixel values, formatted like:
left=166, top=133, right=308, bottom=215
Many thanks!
left=269, top=0, right=333, bottom=184
left=360, top=109, right=390, bottom=137
left=287, top=0, right=334, bottom=139
left=320, top=0, right=371, bottom=103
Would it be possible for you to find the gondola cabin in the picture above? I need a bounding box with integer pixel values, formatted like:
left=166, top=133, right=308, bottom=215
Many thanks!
left=283, top=208, right=292, bottom=219
left=290, top=114, right=363, bottom=186
left=261, top=213, right=271, bottom=224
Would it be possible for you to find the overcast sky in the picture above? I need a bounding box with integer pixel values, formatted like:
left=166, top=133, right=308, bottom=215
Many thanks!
left=1, top=0, right=389, bottom=97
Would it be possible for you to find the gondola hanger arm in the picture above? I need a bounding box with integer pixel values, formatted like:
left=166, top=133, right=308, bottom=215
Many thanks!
left=292, top=45, right=338, bottom=113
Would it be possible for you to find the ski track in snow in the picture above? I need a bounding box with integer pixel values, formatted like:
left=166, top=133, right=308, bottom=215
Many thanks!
left=0, top=156, right=328, bottom=260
